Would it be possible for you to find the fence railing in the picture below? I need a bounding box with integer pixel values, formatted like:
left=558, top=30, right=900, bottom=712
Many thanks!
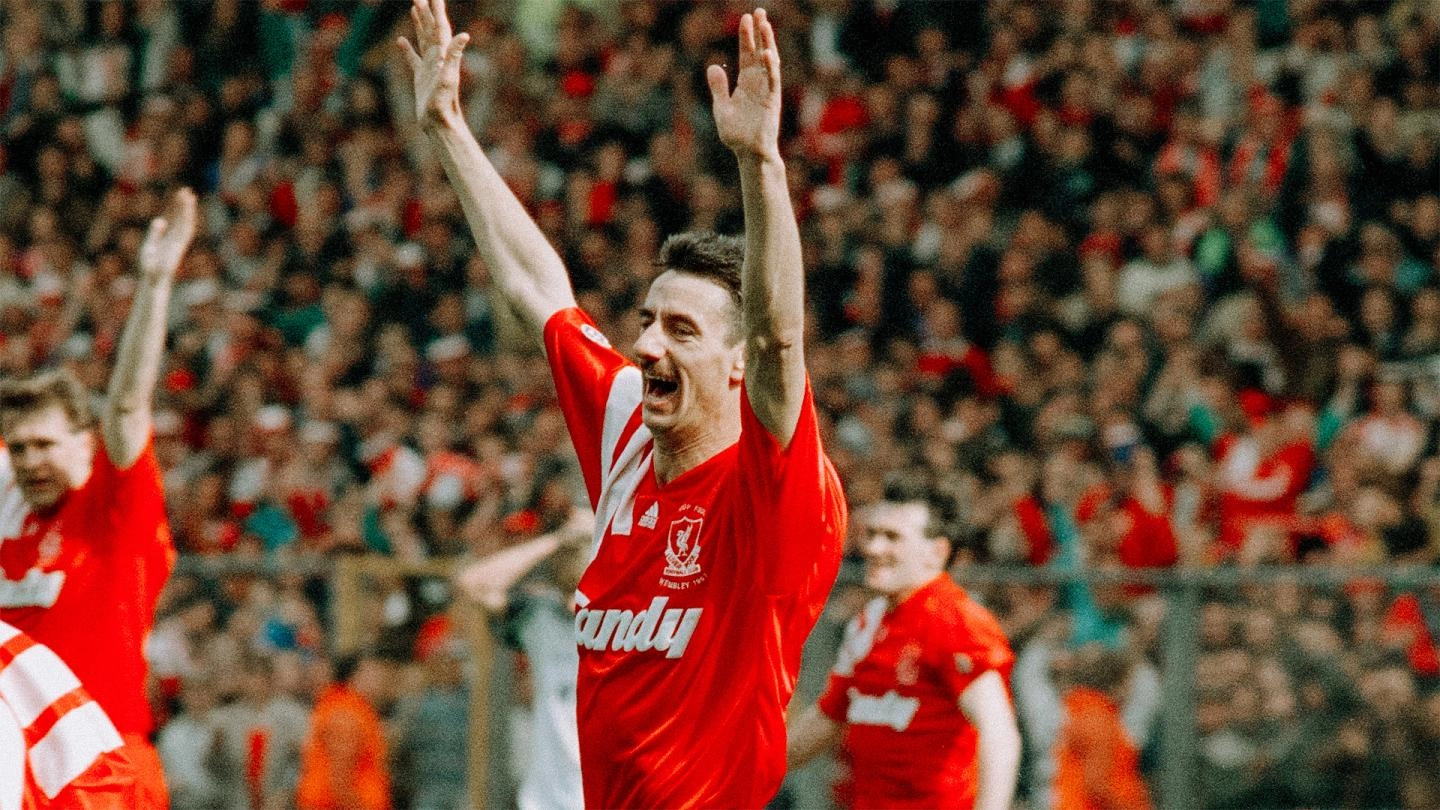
left=173, top=555, right=1440, bottom=810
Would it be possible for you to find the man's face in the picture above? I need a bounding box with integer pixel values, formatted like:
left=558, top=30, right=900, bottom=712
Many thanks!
left=633, top=271, right=744, bottom=437
left=861, top=502, right=948, bottom=597
left=2, top=405, right=93, bottom=510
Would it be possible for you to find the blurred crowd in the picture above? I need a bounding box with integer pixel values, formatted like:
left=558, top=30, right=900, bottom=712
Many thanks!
left=3, top=0, right=1440, bottom=807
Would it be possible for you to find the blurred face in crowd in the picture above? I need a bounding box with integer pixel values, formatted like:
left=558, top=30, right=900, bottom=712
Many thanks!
left=1360, top=287, right=1398, bottom=333
left=633, top=271, right=744, bottom=440
left=1359, top=665, right=1416, bottom=720
left=351, top=657, right=396, bottom=707
left=424, top=647, right=466, bottom=689
left=861, top=501, right=950, bottom=600
left=179, top=677, right=218, bottom=717
left=1371, top=380, right=1407, bottom=415
left=1140, top=225, right=1171, bottom=263
left=242, top=662, right=275, bottom=705
left=1, top=405, right=94, bottom=510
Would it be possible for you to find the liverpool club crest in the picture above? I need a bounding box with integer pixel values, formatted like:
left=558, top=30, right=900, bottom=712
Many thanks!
left=663, top=516, right=704, bottom=578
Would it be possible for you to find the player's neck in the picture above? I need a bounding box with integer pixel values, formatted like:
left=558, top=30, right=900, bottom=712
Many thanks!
left=651, top=419, right=741, bottom=485
left=886, top=585, right=919, bottom=608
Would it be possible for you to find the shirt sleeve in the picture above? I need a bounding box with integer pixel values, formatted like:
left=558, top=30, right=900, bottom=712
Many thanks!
left=817, top=607, right=878, bottom=722
left=933, top=602, right=1015, bottom=702
left=543, top=307, right=643, bottom=510
left=87, top=437, right=170, bottom=558
left=735, top=379, right=847, bottom=596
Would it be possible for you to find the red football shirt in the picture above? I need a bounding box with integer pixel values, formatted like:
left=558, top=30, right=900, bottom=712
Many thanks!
left=817, top=574, right=1014, bottom=809
left=0, top=440, right=174, bottom=737
left=544, top=308, right=846, bottom=808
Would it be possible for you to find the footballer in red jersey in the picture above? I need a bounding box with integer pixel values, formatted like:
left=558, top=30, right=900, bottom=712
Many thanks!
left=0, top=620, right=138, bottom=810
left=789, top=487, right=1020, bottom=810
left=0, top=189, right=197, bottom=809
left=402, top=0, right=843, bottom=805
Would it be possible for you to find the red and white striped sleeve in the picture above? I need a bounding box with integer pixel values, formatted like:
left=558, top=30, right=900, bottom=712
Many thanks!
left=543, top=308, right=644, bottom=509
left=0, top=621, right=134, bottom=808
left=817, top=599, right=887, bottom=722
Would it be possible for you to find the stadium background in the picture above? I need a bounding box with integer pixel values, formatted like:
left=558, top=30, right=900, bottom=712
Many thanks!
left=2, top=0, right=1440, bottom=807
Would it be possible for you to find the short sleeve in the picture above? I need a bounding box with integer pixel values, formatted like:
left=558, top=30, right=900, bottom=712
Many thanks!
left=932, top=602, right=1015, bottom=701
left=735, top=379, right=846, bottom=595
left=543, top=308, right=643, bottom=509
left=86, top=437, right=170, bottom=559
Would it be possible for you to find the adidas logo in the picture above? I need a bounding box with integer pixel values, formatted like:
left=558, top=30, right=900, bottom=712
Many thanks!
left=639, top=502, right=659, bottom=529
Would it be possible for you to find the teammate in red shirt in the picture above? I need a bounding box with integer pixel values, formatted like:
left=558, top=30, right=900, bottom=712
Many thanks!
left=0, top=189, right=197, bottom=808
left=401, top=2, right=844, bottom=805
left=789, top=486, right=1021, bottom=809
left=0, top=619, right=138, bottom=810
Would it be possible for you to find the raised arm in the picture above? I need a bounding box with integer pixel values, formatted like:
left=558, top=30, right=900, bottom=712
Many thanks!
left=454, top=510, right=592, bottom=613
left=398, top=0, right=575, bottom=336
left=707, top=9, right=806, bottom=447
left=104, top=187, right=197, bottom=470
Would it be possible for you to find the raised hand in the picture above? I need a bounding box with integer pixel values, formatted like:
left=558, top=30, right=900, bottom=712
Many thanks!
left=138, top=187, right=197, bottom=281
left=397, top=0, right=470, bottom=128
left=706, top=8, right=782, bottom=161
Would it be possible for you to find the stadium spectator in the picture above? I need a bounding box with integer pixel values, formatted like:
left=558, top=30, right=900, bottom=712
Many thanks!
left=392, top=620, right=470, bottom=810
left=453, top=512, right=589, bottom=810
left=213, top=655, right=310, bottom=810
left=296, top=650, right=394, bottom=810
left=1052, top=645, right=1153, bottom=810
left=1, top=0, right=1439, bottom=807
left=156, top=675, right=227, bottom=810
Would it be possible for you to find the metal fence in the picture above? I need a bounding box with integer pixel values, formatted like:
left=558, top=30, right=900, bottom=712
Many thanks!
left=173, top=555, right=1440, bottom=810
left=953, top=564, right=1440, bottom=810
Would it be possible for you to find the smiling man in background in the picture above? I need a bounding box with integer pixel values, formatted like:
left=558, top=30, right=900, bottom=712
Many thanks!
left=788, top=483, right=1020, bottom=809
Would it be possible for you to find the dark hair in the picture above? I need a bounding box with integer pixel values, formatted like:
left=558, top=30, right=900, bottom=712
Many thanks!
left=172, top=590, right=215, bottom=616
left=882, top=475, right=960, bottom=547
left=333, top=650, right=379, bottom=685
left=0, top=368, right=96, bottom=431
left=655, top=231, right=745, bottom=322
left=1071, top=645, right=1132, bottom=693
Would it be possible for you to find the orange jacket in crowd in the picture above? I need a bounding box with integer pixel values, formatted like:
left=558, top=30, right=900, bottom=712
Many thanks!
left=296, top=685, right=390, bottom=810
left=1053, top=687, right=1152, bottom=810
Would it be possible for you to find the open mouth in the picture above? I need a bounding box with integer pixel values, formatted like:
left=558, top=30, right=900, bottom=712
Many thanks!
left=643, top=374, right=680, bottom=407
left=16, top=477, right=60, bottom=505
